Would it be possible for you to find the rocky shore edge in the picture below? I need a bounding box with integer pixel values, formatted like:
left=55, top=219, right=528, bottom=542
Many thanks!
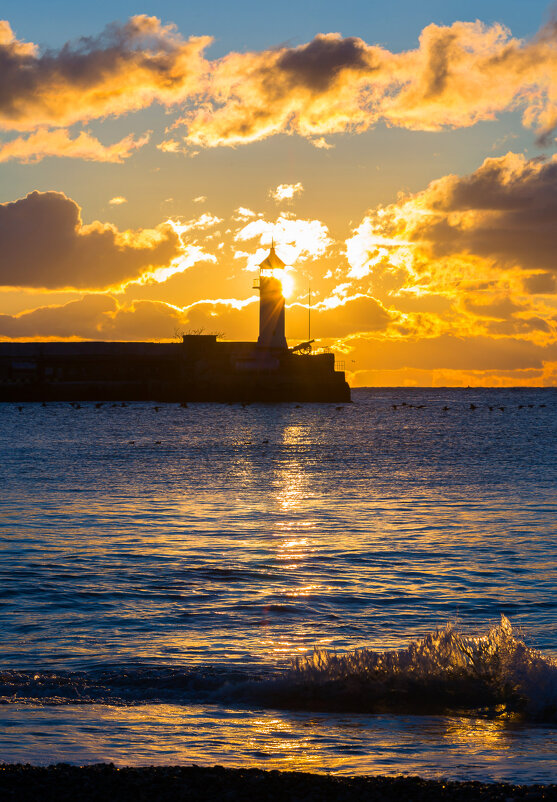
left=0, top=764, right=556, bottom=801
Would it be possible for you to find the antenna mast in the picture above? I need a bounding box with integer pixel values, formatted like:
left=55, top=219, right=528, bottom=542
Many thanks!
left=308, top=280, right=311, bottom=342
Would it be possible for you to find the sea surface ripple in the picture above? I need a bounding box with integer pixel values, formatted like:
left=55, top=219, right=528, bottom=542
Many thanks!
left=0, top=388, right=555, bottom=781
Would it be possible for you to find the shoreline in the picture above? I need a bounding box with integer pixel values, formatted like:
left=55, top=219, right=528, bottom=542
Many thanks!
left=1, top=764, right=556, bottom=801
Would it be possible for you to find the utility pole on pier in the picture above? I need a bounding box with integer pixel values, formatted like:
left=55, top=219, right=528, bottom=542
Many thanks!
left=308, top=281, right=311, bottom=343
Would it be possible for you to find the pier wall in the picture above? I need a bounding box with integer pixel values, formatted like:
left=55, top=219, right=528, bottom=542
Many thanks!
left=0, top=338, right=351, bottom=403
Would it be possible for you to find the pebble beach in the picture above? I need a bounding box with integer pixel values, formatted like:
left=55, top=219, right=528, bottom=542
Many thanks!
left=1, top=764, right=557, bottom=802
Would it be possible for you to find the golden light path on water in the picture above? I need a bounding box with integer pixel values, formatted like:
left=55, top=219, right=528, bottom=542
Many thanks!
left=263, top=423, right=334, bottom=658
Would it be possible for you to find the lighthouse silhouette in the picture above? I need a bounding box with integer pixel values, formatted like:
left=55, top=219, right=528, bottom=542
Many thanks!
left=254, top=242, right=288, bottom=349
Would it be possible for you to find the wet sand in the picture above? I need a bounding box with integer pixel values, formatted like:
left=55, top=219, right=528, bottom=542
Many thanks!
left=1, top=764, right=556, bottom=801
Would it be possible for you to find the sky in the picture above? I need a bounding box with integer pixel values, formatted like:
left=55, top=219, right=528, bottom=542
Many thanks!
left=0, top=0, right=556, bottom=386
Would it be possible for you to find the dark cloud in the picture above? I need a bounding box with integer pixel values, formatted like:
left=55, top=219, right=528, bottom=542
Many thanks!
left=0, top=294, right=117, bottom=338
left=0, top=295, right=254, bottom=341
left=523, top=273, right=557, bottom=294
left=0, top=191, right=181, bottom=290
left=0, top=292, right=394, bottom=344
left=403, top=153, right=557, bottom=273
left=463, top=297, right=523, bottom=319
left=429, top=154, right=557, bottom=215
left=274, top=35, right=374, bottom=93
left=422, top=29, right=458, bottom=98
left=0, top=295, right=191, bottom=340
left=486, top=316, right=552, bottom=336
left=288, top=295, right=394, bottom=338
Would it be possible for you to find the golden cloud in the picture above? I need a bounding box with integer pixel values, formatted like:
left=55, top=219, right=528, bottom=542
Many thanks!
left=347, top=151, right=557, bottom=279
left=0, top=17, right=210, bottom=131
left=178, top=21, right=557, bottom=147
left=177, top=32, right=390, bottom=147
left=341, top=151, right=557, bottom=350
left=0, top=128, right=150, bottom=163
left=3, top=16, right=557, bottom=158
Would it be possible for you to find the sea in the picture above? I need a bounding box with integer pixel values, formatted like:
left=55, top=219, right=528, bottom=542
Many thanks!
left=0, top=387, right=556, bottom=784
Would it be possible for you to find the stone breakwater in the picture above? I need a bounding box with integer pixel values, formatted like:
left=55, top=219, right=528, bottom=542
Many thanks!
left=1, top=765, right=556, bottom=801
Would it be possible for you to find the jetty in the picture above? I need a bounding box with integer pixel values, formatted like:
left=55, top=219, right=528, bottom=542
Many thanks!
left=0, top=245, right=350, bottom=403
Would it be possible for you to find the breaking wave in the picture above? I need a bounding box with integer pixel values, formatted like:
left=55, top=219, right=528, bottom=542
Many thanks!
left=1, top=618, right=556, bottom=721
left=281, top=616, right=557, bottom=720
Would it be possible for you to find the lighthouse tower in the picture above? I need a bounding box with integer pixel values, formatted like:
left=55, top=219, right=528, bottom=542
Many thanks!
left=254, top=243, right=288, bottom=349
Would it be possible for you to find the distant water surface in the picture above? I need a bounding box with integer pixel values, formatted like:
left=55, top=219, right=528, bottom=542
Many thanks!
left=0, top=388, right=556, bottom=782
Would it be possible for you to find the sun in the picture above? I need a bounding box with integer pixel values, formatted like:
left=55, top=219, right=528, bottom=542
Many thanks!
left=280, top=272, right=294, bottom=298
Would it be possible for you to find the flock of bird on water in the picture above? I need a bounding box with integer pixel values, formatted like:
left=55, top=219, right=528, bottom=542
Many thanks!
left=12, top=400, right=548, bottom=413
left=391, top=401, right=546, bottom=411
left=8, top=399, right=550, bottom=446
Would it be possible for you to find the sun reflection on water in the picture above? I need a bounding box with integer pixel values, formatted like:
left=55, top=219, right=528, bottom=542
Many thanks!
left=441, top=716, right=518, bottom=751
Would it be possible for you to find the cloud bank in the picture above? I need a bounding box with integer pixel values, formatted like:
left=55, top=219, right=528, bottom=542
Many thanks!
left=179, top=21, right=557, bottom=147
left=346, top=151, right=557, bottom=286
left=0, top=191, right=182, bottom=289
left=2, top=15, right=557, bottom=160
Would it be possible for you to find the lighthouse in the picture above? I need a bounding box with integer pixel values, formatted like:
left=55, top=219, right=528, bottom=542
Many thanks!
left=254, top=243, right=288, bottom=349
